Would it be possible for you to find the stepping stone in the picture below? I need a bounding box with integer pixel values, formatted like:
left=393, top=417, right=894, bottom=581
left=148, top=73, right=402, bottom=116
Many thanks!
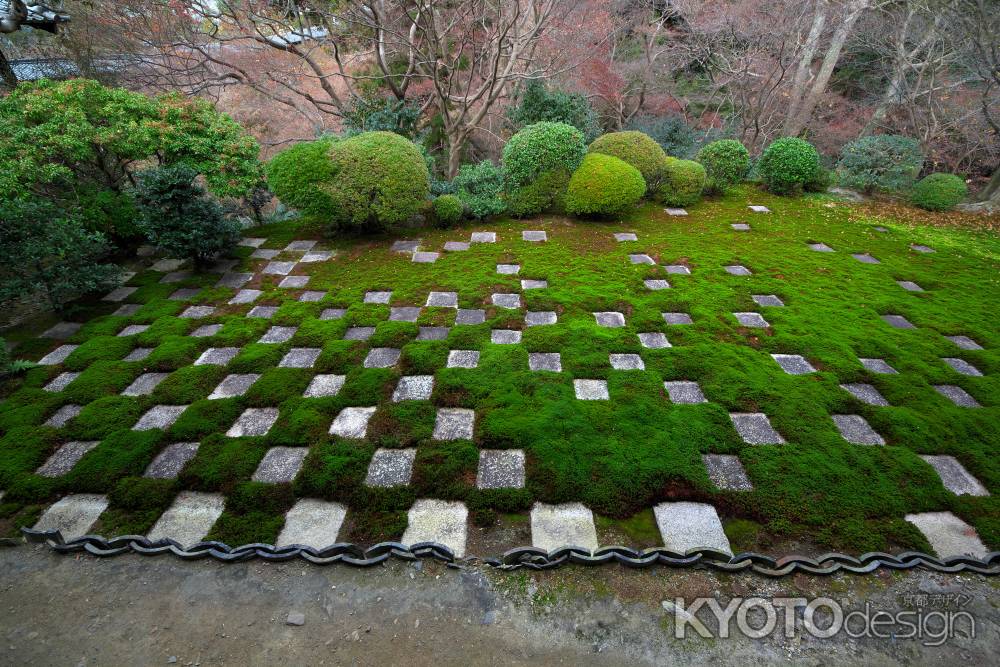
left=391, top=239, right=421, bottom=253
left=771, top=353, right=816, bottom=374
left=904, top=512, right=987, bottom=558
left=44, top=372, right=80, bottom=392
left=860, top=357, right=897, bottom=374
left=733, top=312, right=769, bottom=328
left=344, top=326, right=375, bottom=341
left=521, top=279, right=547, bottom=290
left=447, top=350, right=480, bottom=369
left=278, top=275, right=310, bottom=289
left=215, top=273, right=253, bottom=289
left=42, top=322, right=81, bottom=339
left=942, top=358, right=982, bottom=376
left=522, top=230, right=546, bottom=242
left=401, top=499, right=468, bottom=557
left=364, top=290, right=392, bottom=304
left=664, top=208, right=688, bottom=216
left=629, top=253, right=655, bottom=265
left=123, top=347, right=152, bottom=362
left=160, top=271, right=192, bottom=284
left=226, top=407, right=279, bottom=437
left=263, top=261, right=297, bottom=275
left=102, top=286, right=136, bottom=302
left=748, top=205, right=770, bottom=213
left=644, top=279, right=670, bottom=290
left=365, top=448, right=416, bottom=487
left=229, top=289, right=262, bottom=304
left=491, top=329, right=521, bottom=344
left=412, top=251, right=439, bottom=263
left=752, top=294, right=784, bottom=307
left=594, top=311, right=625, bottom=328
left=247, top=306, right=278, bottom=319
left=301, top=250, right=334, bottom=263
left=392, top=375, right=434, bottom=401
left=238, top=237, right=266, bottom=248
left=455, top=309, right=486, bottom=325
left=208, top=373, right=260, bottom=399
left=144, top=442, right=199, bottom=479
left=303, top=374, right=345, bottom=397
left=259, top=325, right=297, bottom=343
left=252, top=447, right=308, bottom=483
left=663, top=312, right=693, bottom=325
left=702, top=454, right=753, bottom=491
left=945, top=335, right=983, bottom=350
left=433, top=408, right=475, bottom=440
left=36, top=441, right=99, bottom=477
left=122, top=372, right=170, bottom=396
left=363, top=347, right=400, bottom=368
left=920, top=456, right=989, bottom=496
left=179, top=306, right=215, bottom=319
left=299, top=291, right=326, bottom=302
left=897, top=280, right=924, bottom=292
left=910, top=244, right=935, bottom=253
left=285, top=240, right=317, bottom=252
left=934, top=385, right=980, bottom=407
left=729, top=412, right=784, bottom=444
left=117, top=324, right=149, bottom=337
left=477, top=450, right=525, bottom=489
left=574, top=379, right=608, bottom=400
left=731, top=223, right=750, bottom=231
left=279, top=348, right=321, bottom=368
left=614, top=232, right=638, bottom=241
left=133, top=405, right=187, bottom=431
left=276, top=499, right=347, bottom=548
left=654, top=502, right=732, bottom=555
left=194, top=347, right=240, bottom=366
left=724, top=265, right=751, bottom=276
left=151, top=258, right=186, bottom=272
left=390, top=306, right=421, bottom=322
left=528, top=352, right=561, bottom=372
left=168, top=288, right=201, bottom=301
left=320, top=308, right=347, bottom=320
left=33, top=494, right=108, bottom=540
left=525, top=311, right=557, bottom=326
left=882, top=314, right=915, bottom=329
left=610, top=353, right=644, bottom=370
left=530, top=502, right=598, bottom=553
left=416, top=326, right=450, bottom=341
left=426, top=291, right=458, bottom=308
left=148, top=492, right=225, bottom=548
left=444, top=241, right=470, bottom=252
left=664, top=265, right=691, bottom=275
left=329, top=407, right=376, bottom=438
left=44, top=404, right=81, bottom=428
left=113, top=304, right=141, bottom=317
left=492, top=293, right=521, bottom=309
left=809, top=242, right=834, bottom=252
left=852, top=253, right=880, bottom=264
left=38, top=345, right=77, bottom=365
left=497, top=263, right=520, bottom=275
left=832, top=414, right=884, bottom=445
left=664, top=380, right=707, bottom=404
left=638, top=332, right=671, bottom=349
left=470, top=232, right=496, bottom=243
left=840, top=383, right=890, bottom=406
left=873, top=226, right=889, bottom=232
left=251, top=248, right=279, bottom=259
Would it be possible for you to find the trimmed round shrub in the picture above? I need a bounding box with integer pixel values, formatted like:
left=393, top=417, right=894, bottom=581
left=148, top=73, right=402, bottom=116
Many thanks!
left=910, top=173, right=967, bottom=211
left=265, top=137, right=339, bottom=220
left=453, top=160, right=505, bottom=219
left=432, top=194, right=464, bottom=227
left=587, top=131, right=669, bottom=191
left=804, top=165, right=834, bottom=193
left=697, top=139, right=749, bottom=194
left=564, top=153, right=645, bottom=218
left=505, top=169, right=570, bottom=218
left=501, top=121, right=586, bottom=189
left=836, top=134, right=923, bottom=194
left=656, top=157, right=706, bottom=207
left=759, top=137, right=820, bottom=194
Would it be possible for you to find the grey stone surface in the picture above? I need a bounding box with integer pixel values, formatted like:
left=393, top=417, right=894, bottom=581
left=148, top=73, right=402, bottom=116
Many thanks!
left=920, top=456, right=988, bottom=496
left=259, top=325, right=298, bottom=343
left=638, top=332, right=671, bottom=349
left=113, top=304, right=141, bottom=317
left=771, top=353, right=816, bottom=374
left=470, top=232, right=496, bottom=243
left=731, top=223, right=750, bottom=231
left=491, top=293, right=521, bottom=309
left=724, top=265, right=751, bottom=276
left=609, top=353, right=644, bottom=370
left=152, top=258, right=186, bottom=272
left=238, top=237, right=266, bottom=248
left=102, top=286, right=137, bottom=302
left=252, top=447, right=308, bottom=483
left=444, top=241, right=470, bottom=251
left=36, top=441, right=98, bottom=477
left=477, top=450, right=525, bottom=489
left=934, top=385, right=980, bottom=407
left=363, top=347, right=400, bottom=368
left=910, top=244, right=935, bottom=253
left=574, top=379, right=609, bottom=400
left=904, top=512, right=987, bottom=558
left=614, top=232, right=638, bottom=241
left=364, top=290, right=392, bottom=304
left=497, top=263, right=520, bottom=275
left=752, top=294, right=784, bottom=307
left=402, top=499, right=468, bottom=557
left=629, top=253, right=655, bottom=265
left=117, top=324, right=149, bottom=337
left=662, top=312, right=693, bottom=325
left=840, top=383, right=890, bottom=406
left=251, top=248, right=279, bottom=259
left=530, top=502, right=598, bottom=553
left=644, top=279, right=670, bottom=290
left=412, top=251, right=439, bottom=263
left=38, top=344, right=78, bottom=366
left=263, top=261, right=297, bottom=275
left=729, top=412, right=784, bottom=444
left=447, top=350, right=480, bottom=369
left=945, top=335, right=983, bottom=350
left=147, top=492, right=225, bottom=548
left=392, top=375, right=434, bottom=401
left=832, top=414, right=885, bottom=445
left=160, top=271, right=193, bottom=284
left=391, top=239, right=421, bottom=253
left=809, top=243, right=834, bottom=252
left=455, top=309, right=486, bottom=325
left=664, top=208, right=688, bottom=216
left=44, top=372, right=80, bottom=392
left=702, top=454, right=753, bottom=491
left=298, top=291, right=326, bottom=302
left=122, top=372, right=170, bottom=397
left=522, top=230, right=546, bottom=242
left=303, top=374, right=345, bottom=397
left=748, top=205, right=770, bottom=213
left=491, top=329, right=522, bottom=344
left=33, top=494, right=108, bottom=540
left=319, top=308, right=347, bottom=320
left=433, top=408, right=475, bottom=440
left=247, top=306, right=278, bottom=319
left=226, top=407, right=280, bottom=437
left=229, top=289, right=262, bottom=305
left=123, top=347, right=152, bottom=362
left=216, top=273, right=253, bottom=289
left=278, top=275, right=310, bottom=289
left=897, top=280, right=924, bottom=292
left=344, top=326, right=375, bottom=341
left=733, top=312, right=769, bottom=328
left=365, top=448, right=416, bottom=487
left=179, top=306, right=216, bottom=319
left=133, top=405, right=188, bottom=431
left=390, top=306, right=422, bottom=322
left=417, top=326, right=450, bottom=341
left=664, top=264, right=691, bottom=274
left=276, top=499, right=347, bottom=548
left=285, top=240, right=317, bottom=252
left=195, top=347, right=240, bottom=366
left=852, top=253, right=880, bottom=264
left=882, top=314, right=915, bottom=329
left=208, top=373, right=260, bottom=399
left=860, top=357, right=897, bottom=374
left=873, top=225, right=888, bottom=232
left=329, top=406, right=377, bottom=438
left=664, top=380, right=706, bottom=404
left=169, top=288, right=201, bottom=301
left=942, top=358, right=982, bottom=376
left=525, top=311, right=557, bottom=326
left=654, top=502, right=733, bottom=555
left=44, top=404, right=81, bottom=428
left=144, top=442, right=199, bottom=479
left=42, top=322, right=81, bottom=338
left=520, top=279, right=547, bottom=290
left=427, top=291, right=459, bottom=308
left=528, top=352, right=561, bottom=372
left=301, top=250, right=334, bottom=263
left=594, top=311, right=625, bottom=327
left=279, top=348, right=321, bottom=368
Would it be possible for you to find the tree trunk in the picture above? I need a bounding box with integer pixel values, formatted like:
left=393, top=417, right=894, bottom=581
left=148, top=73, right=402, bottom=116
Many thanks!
left=978, top=164, right=1000, bottom=202
left=784, top=3, right=828, bottom=132
left=0, top=47, right=18, bottom=90
left=446, top=130, right=465, bottom=179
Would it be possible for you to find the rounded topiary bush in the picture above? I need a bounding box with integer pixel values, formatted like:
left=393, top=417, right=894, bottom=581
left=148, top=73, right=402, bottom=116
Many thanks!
left=836, top=134, right=923, bottom=194
left=587, top=131, right=668, bottom=191
left=432, top=194, right=464, bottom=227
left=656, top=157, right=706, bottom=207
left=697, top=139, right=749, bottom=194
left=910, top=173, right=967, bottom=211
left=265, top=136, right=339, bottom=220
left=564, top=153, right=646, bottom=218
left=759, top=137, right=820, bottom=194
left=502, top=121, right=586, bottom=189
left=505, top=169, right=570, bottom=218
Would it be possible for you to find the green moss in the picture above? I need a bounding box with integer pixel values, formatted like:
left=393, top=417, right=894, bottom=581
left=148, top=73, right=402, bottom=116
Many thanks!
left=65, top=429, right=164, bottom=492
left=101, top=476, right=179, bottom=535
left=68, top=396, right=145, bottom=439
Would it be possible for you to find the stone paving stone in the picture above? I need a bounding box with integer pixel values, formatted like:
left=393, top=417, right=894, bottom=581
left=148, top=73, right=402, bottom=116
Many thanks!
left=491, top=329, right=522, bottom=344
left=364, top=290, right=392, bottom=304
left=729, top=412, right=785, bottom=444
left=123, top=347, right=152, bottom=362
left=911, top=243, right=935, bottom=253
left=279, top=348, right=321, bottom=368
left=702, top=454, right=753, bottom=491
left=433, top=408, right=475, bottom=440
left=122, top=372, right=170, bottom=397
left=523, top=230, right=547, bottom=242
left=662, top=312, right=693, bottom=325
left=530, top=502, right=598, bottom=553
left=278, top=275, right=310, bottom=288
left=832, top=414, right=884, bottom=445
left=303, top=374, right=345, bottom=397
left=33, top=494, right=109, bottom=540
left=497, top=263, right=521, bottom=275
left=402, top=499, right=469, bottom=556
left=39, top=344, right=78, bottom=365
left=208, top=373, right=260, bottom=399
left=664, top=208, right=688, bottom=216
left=610, top=353, right=644, bottom=370
left=945, top=335, right=983, bottom=350
left=364, top=347, right=401, bottom=368
left=391, top=239, right=421, bottom=253
left=247, top=305, right=278, bottom=319
left=329, top=406, right=377, bottom=438
left=160, top=271, right=193, bottom=284
left=209, top=259, right=238, bottom=274
left=259, top=325, right=298, bottom=343
left=477, top=450, right=525, bottom=489
left=120, top=271, right=136, bottom=283
left=771, top=353, right=816, bottom=374
left=133, top=405, right=188, bottom=431
left=748, top=205, right=770, bottom=213
left=447, top=350, right=480, bottom=369
left=390, top=306, right=422, bottom=322
left=148, top=492, right=225, bottom=548
left=492, top=293, right=521, bottom=309
left=638, top=332, right=671, bottom=349
left=229, top=289, right=262, bottom=304
left=168, top=288, right=201, bottom=301
left=470, top=231, right=496, bottom=243
left=663, top=380, right=706, bottom=404
left=920, top=456, right=989, bottom=497
left=301, top=250, right=334, bottom=263
left=36, top=441, right=99, bottom=477
left=859, top=357, right=897, bottom=374
left=102, top=286, right=137, bottom=302
left=897, top=280, right=924, bottom=292
left=733, top=312, right=769, bottom=328
left=644, top=279, right=670, bottom=290
left=151, top=258, right=186, bottom=272
left=365, top=448, right=416, bottom=487
left=614, top=232, right=638, bottom=241
left=284, top=240, right=317, bottom=252
left=44, top=372, right=80, bottom=392
left=594, top=311, right=625, bottom=327
left=263, top=261, right=297, bottom=275
left=42, top=322, right=81, bottom=338
left=942, top=358, right=982, bottom=376
left=752, top=294, right=784, bottom=307
left=252, top=447, right=308, bottom=483
left=934, top=384, right=980, bottom=407
left=809, top=242, right=834, bottom=252
left=521, top=279, right=548, bottom=290
left=574, top=379, right=609, bottom=400
left=455, top=309, right=486, bottom=325
left=226, top=407, right=279, bottom=437
left=276, top=499, right=347, bottom=548
left=731, top=223, right=750, bottom=231
left=664, top=264, right=691, bottom=274
left=215, top=273, right=253, bottom=289
left=113, top=304, right=142, bottom=317
left=251, top=248, right=280, bottom=259
left=392, top=375, right=434, bottom=402
left=444, top=241, right=470, bottom=251
left=144, top=442, right=199, bottom=479
left=415, top=326, right=449, bottom=341
left=426, top=291, right=458, bottom=307
left=344, top=326, right=375, bottom=341
left=180, top=306, right=216, bottom=319
left=319, top=308, right=347, bottom=320
left=629, top=253, right=655, bottom=265
left=194, top=347, right=240, bottom=366
left=528, top=352, right=562, bottom=372
left=44, top=404, right=81, bottom=427
left=873, top=226, right=888, bottom=232
left=852, top=253, right=880, bottom=264
left=882, top=314, right=915, bottom=329
left=298, top=290, right=326, bottom=302
left=654, top=502, right=733, bottom=555
left=724, top=264, right=752, bottom=276
left=117, top=324, right=150, bottom=337
left=239, top=237, right=266, bottom=248
left=412, top=251, right=439, bottom=263
left=904, top=512, right=987, bottom=558
left=840, top=383, right=890, bottom=406
left=525, top=311, right=557, bottom=327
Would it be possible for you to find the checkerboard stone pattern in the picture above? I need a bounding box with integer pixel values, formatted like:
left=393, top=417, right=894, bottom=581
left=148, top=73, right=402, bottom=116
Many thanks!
left=664, top=265, right=691, bottom=275
left=638, top=333, right=670, bottom=349
left=840, top=383, right=889, bottom=406
left=644, top=279, right=670, bottom=290
left=303, top=375, right=345, bottom=397
left=433, top=408, right=475, bottom=440
left=610, top=353, right=644, bottom=370
left=144, top=442, right=199, bottom=479
left=491, top=329, right=521, bottom=344
left=852, top=253, right=880, bottom=264
left=831, top=414, right=884, bottom=445
left=33, top=494, right=109, bottom=540
left=731, top=223, right=750, bottom=231
left=252, top=447, right=308, bottom=483
left=44, top=404, right=80, bottom=427
left=226, top=408, right=279, bottom=437
left=365, top=448, right=416, bottom=487
left=946, top=335, right=982, bottom=350
left=724, top=265, right=751, bottom=276
left=733, top=312, right=769, bottom=328
left=391, top=239, right=420, bottom=253
left=654, top=502, right=732, bottom=555
left=919, top=456, right=988, bottom=496
left=942, top=358, right=982, bottom=376
left=905, top=512, right=987, bottom=558
left=934, top=385, right=980, bottom=407
left=122, top=372, right=169, bottom=396
left=427, top=291, right=458, bottom=307
left=134, top=405, right=187, bottom=431
left=402, top=499, right=469, bottom=557
left=208, top=374, right=259, bottom=399
left=344, top=326, right=375, bottom=341
left=664, top=381, right=706, bottom=404
left=471, top=231, right=496, bottom=243
left=663, top=312, right=693, bottom=325
left=594, top=311, right=625, bottom=327
left=860, top=358, right=897, bottom=374
left=809, top=242, right=834, bottom=252
left=392, top=375, right=434, bottom=401
left=528, top=353, right=561, bottom=372
left=390, top=306, right=421, bottom=322
left=882, top=314, right=915, bottom=329
left=492, top=293, right=521, bottom=309
left=771, top=354, right=816, bottom=375
left=897, top=280, right=923, bottom=292
left=752, top=294, right=784, bottom=307
left=364, top=290, right=392, bottom=304
left=525, top=311, right=557, bottom=326
left=229, top=290, right=261, bottom=304
left=476, top=450, right=525, bottom=489
left=614, top=232, right=638, bottom=241
left=522, top=230, right=546, bottom=242
left=412, top=251, right=439, bottom=263
left=530, top=502, right=598, bottom=553
left=148, top=492, right=225, bottom=548
left=702, top=454, right=753, bottom=491
left=36, top=441, right=98, bottom=477
left=574, top=379, right=608, bottom=400
left=276, top=499, right=347, bottom=548
left=195, top=347, right=239, bottom=366
left=456, top=309, right=486, bottom=325
left=42, top=322, right=81, bottom=338
left=279, top=348, right=321, bottom=368
left=730, top=412, right=785, bottom=444
left=330, top=407, right=376, bottom=438
left=910, top=244, right=935, bottom=253
left=44, top=372, right=79, bottom=393
left=447, top=350, right=480, bottom=369
left=521, top=279, right=547, bottom=290
left=629, top=253, right=654, bottom=265
left=39, top=345, right=77, bottom=365
left=123, top=348, right=152, bottom=362
left=497, top=263, right=520, bottom=274
left=279, top=275, right=310, bottom=288
left=180, top=306, right=215, bottom=319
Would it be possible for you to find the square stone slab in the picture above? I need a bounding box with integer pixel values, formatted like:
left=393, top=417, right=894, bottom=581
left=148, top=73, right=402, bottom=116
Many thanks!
left=113, top=304, right=141, bottom=317
left=284, top=240, right=317, bottom=252
left=664, top=264, right=691, bottom=275
left=497, top=263, right=520, bottom=275
left=229, top=289, right=262, bottom=305
left=447, top=350, right=480, bottom=369
left=724, top=265, right=751, bottom=276
left=363, top=347, right=401, bottom=368
left=531, top=502, right=598, bottom=553
left=194, top=347, right=240, bottom=366
left=882, top=314, right=915, bottom=329
left=942, top=358, right=982, bottom=376
left=470, top=232, right=496, bottom=243
left=904, top=512, right=987, bottom=558
left=610, top=353, right=644, bottom=370
left=133, top=405, right=187, bottom=431
left=364, top=290, right=392, bottom=304
left=45, top=404, right=81, bottom=428
left=42, top=322, right=81, bottom=338
left=731, top=223, right=750, bottom=231
left=897, top=280, right=924, bottom=292
left=832, top=414, right=884, bottom=445
left=148, top=492, right=225, bottom=548
left=874, top=226, right=888, bottom=232
left=301, top=250, right=334, bottom=263
left=523, top=230, right=547, bottom=242
left=391, top=239, right=421, bottom=253
left=365, top=448, right=416, bottom=487
left=227, top=407, right=279, bottom=437
left=809, top=242, right=834, bottom=252
left=44, top=372, right=80, bottom=392
left=263, top=261, right=297, bottom=275
left=209, top=373, right=260, bottom=399
left=344, top=326, right=375, bottom=341
left=594, top=311, right=625, bottom=328
left=771, top=353, right=816, bottom=374
left=402, top=499, right=468, bottom=557
left=614, top=232, right=638, bottom=241
left=748, top=205, right=770, bottom=213
left=278, top=275, right=310, bottom=289
left=390, top=306, right=422, bottom=322
left=118, top=324, right=150, bottom=337
left=521, top=279, right=548, bottom=290
left=238, top=237, right=266, bottom=248
left=34, top=494, right=108, bottom=540
left=279, top=348, right=321, bottom=368
left=416, top=326, right=450, bottom=341
left=122, top=372, right=170, bottom=397
left=276, top=499, right=347, bottom=548
left=644, top=279, right=670, bottom=290
left=299, top=290, right=326, bottom=302
left=412, top=251, right=439, bottom=263
left=574, top=379, right=609, bottom=400
left=934, top=385, right=980, bottom=407
left=392, top=375, right=434, bottom=401
left=492, top=293, right=521, bottom=309
left=151, top=258, right=186, bottom=272
left=123, top=347, right=152, bottom=362
left=433, top=408, right=475, bottom=440
left=455, top=309, right=486, bottom=325
left=444, top=241, right=470, bottom=251
left=252, top=447, right=308, bottom=483
left=663, top=312, right=693, bottom=325
left=730, top=412, right=784, bottom=444
left=528, top=352, right=562, bottom=372
left=654, top=502, right=733, bottom=555
left=259, top=325, right=298, bottom=343
left=525, top=311, right=557, bottom=327
left=703, top=454, right=753, bottom=491
left=840, top=383, right=890, bottom=406
left=216, top=272, right=253, bottom=289
left=752, top=294, right=784, bottom=307
left=491, top=329, right=522, bottom=344
left=303, top=374, right=345, bottom=397
left=247, top=306, right=278, bottom=319
left=160, top=271, right=192, bottom=284
left=852, top=253, right=880, bottom=264
left=911, top=244, right=935, bottom=253
left=664, top=208, right=688, bottom=216
left=477, top=450, right=525, bottom=489
left=180, top=306, right=215, bottom=319
left=945, top=335, right=982, bottom=350
left=39, top=345, right=78, bottom=365
left=144, top=442, right=199, bottom=479
left=859, top=357, right=897, bottom=374
left=330, top=406, right=377, bottom=438
left=629, top=253, right=655, bottom=265
left=734, top=312, right=769, bottom=328
left=102, top=286, right=137, bottom=302
left=427, top=291, right=458, bottom=308
left=320, top=308, right=347, bottom=320
left=638, top=332, right=671, bottom=349
left=168, top=288, right=201, bottom=301
left=920, top=456, right=988, bottom=496
left=251, top=248, right=279, bottom=259
left=664, top=380, right=707, bottom=404
left=36, top=441, right=99, bottom=477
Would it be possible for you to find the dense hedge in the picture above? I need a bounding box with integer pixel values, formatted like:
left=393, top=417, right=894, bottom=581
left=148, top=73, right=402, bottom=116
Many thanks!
left=265, top=137, right=340, bottom=221
left=910, top=173, right=967, bottom=211
left=432, top=194, right=465, bottom=227
left=697, top=139, right=749, bottom=194
left=656, top=158, right=706, bottom=207
left=759, top=138, right=820, bottom=194
left=564, top=153, right=646, bottom=217
left=587, top=131, right=668, bottom=191
left=453, top=160, right=505, bottom=219
left=505, top=169, right=570, bottom=218
left=837, top=135, right=924, bottom=194
left=501, top=122, right=586, bottom=189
